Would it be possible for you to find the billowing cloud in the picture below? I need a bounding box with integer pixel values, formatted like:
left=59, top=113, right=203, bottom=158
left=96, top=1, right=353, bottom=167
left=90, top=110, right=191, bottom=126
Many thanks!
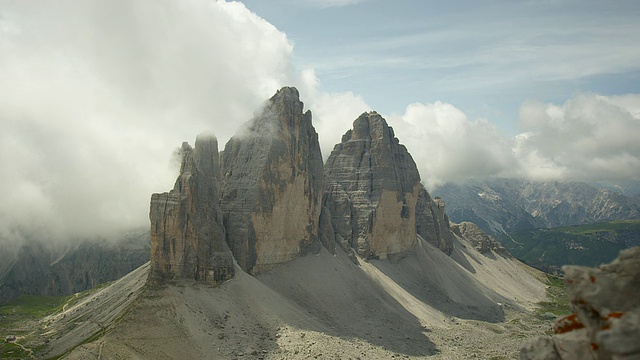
left=389, top=93, right=640, bottom=191
left=389, top=102, right=515, bottom=190
left=515, top=94, right=640, bottom=181
left=0, top=0, right=373, bottom=247
left=0, top=1, right=283, bottom=246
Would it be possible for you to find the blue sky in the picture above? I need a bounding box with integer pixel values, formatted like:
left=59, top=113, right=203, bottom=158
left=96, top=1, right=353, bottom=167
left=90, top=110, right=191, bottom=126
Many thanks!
left=242, top=0, right=640, bottom=134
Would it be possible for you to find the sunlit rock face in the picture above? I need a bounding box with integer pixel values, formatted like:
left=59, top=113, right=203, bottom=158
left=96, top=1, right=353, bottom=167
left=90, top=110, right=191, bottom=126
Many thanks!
left=219, top=87, right=324, bottom=274
left=149, top=134, right=234, bottom=285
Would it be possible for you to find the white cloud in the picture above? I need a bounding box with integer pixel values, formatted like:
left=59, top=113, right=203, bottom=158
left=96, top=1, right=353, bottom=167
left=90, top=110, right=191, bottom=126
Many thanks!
left=515, top=94, right=640, bottom=181
left=389, top=102, right=515, bottom=190
left=0, top=0, right=376, bottom=247
left=0, top=0, right=301, bottom=246
left=388, top=93, right=640, bottom=190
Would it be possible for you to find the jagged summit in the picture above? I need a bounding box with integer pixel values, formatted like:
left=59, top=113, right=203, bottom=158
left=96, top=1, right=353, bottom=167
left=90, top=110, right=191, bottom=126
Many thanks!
left=323, top=111, right=453, bottom=260
left=32, top=87, right=561, bottom=360
left=149, top=133, right=234, bottom=285
left=148, top=87, right=452, bottom=284
left=218, top=86, right=324, bottom=274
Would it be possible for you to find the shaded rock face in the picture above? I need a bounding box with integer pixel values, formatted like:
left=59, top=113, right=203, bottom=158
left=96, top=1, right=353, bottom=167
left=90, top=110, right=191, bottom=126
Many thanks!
left=219, top=87, right=324, bottom=274
left=324, top=111, right=444, bottom=259
left=0, top=230, right=149, bottom=305
left=450, top=221, right=509, bottom=257
left=520, top=247, right=640, bottom=360
left=416, top=193, right=455, bottom=255
left=149, top=134, right=234, bottom=285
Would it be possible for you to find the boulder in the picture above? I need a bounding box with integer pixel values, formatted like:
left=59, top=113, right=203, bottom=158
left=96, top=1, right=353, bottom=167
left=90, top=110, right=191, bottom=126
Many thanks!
left=149, top=134, right=234, bottom=285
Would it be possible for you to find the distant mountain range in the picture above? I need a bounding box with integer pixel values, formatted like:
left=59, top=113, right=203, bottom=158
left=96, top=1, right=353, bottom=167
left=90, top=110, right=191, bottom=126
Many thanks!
left=433, top=178, right=640, bottom=238
left=0, top=229, right=149, bottom=304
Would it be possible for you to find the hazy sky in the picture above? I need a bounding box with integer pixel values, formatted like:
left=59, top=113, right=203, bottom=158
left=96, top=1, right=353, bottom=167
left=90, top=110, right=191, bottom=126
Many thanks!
left=1, top=0, right=639, bottom=245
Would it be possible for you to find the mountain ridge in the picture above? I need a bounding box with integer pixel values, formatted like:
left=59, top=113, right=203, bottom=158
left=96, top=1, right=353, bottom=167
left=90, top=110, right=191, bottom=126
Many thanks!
left=2, top=87, right=556, bottom=359
left=434, top=178, right=640, bottom=238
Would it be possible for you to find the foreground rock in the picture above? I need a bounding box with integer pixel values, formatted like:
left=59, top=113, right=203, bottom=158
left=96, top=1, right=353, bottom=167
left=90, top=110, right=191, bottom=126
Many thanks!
left=149, top=134, right=234, bottom=285
left=520, top=247, right=640, bottom=359
left=219, top=87, right=324, bottom=274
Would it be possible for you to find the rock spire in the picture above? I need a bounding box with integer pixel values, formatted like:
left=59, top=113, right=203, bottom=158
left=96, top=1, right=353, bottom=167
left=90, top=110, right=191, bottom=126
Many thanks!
left=324, top=111, right=434, bottom=259
left=219, top=87, right=324, bottom=274
left=149, top=134, right=234, bottom=285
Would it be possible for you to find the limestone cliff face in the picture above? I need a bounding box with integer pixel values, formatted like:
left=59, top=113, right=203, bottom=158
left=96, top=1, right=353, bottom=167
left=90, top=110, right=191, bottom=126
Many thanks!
left=219, top=87, right=324, bottom=274
left=323, top=112, right=421, bottom=259
left=416, top=192, right=455, bottom=255
left=149, top=134, right=234, bottom=285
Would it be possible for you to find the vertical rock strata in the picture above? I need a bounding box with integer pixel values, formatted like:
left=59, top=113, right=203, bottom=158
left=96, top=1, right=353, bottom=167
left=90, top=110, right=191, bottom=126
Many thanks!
left=149, top=134, right=234, bottom=285
left=416, top=192, right=455, bottom=255
left=149, top=87, right=458, bottom=285
left=219, top=87, right=324, bottom=274
left=324, top=111, right=451, bottom=259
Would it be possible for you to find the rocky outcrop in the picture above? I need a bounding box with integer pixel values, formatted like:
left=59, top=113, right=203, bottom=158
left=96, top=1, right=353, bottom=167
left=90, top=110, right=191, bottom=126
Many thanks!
left=323, top=111, right=453, bottom=259
left=450, top=221, right=509, bottom=256
left=149, top=134, right=234, bottom=285
left=219, top=87, right=324, bottom=274
left=520, top=247, right=640, bottom=359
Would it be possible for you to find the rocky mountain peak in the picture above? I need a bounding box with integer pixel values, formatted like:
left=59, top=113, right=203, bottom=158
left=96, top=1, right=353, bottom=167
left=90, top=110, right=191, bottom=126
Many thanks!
left=323, top=111, right=455, bottom=259
left=149, top=133, right=234, bottom=285
left=346, top=111, right=397, bottom=145
left=148, top=87, right=457, bottom=283
left=219, top=87, right=324, bottom=274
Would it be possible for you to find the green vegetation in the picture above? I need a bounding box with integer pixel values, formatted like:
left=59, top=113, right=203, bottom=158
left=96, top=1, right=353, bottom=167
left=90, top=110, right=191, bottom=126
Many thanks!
left=0, top=295, right=68, bottom=359
left=0, top=295, right=69, bottom=320
left=536, top=274, right=571, bottom=318
left=0, top=281, right=115, bottom=359
left=557, top=220, right=640, bottom=235
left=0, top=342, right=31, bottom=359
left=502, top=220, right=640, bottom=272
